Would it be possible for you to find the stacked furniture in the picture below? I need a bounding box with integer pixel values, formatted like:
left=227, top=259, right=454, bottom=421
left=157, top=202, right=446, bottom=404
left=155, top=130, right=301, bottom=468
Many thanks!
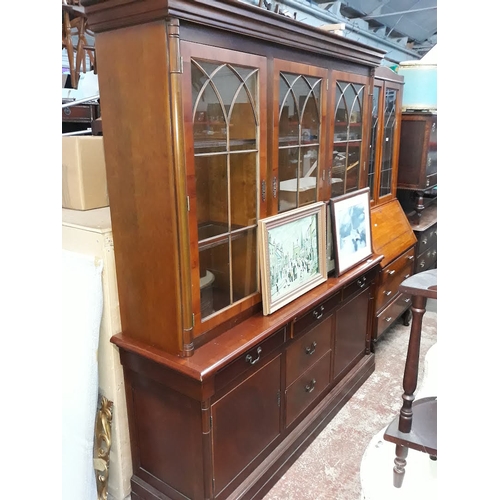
left=81, top=1, right=415, bottom=498
left=397, top=111, right=438, bottom=273
left=368, top=66, right=417, bottom=346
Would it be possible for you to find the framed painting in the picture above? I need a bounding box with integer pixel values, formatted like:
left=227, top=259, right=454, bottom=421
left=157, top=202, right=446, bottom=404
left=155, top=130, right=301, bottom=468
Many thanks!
left=329, top=187, right=373, bottom=277
left=258, top=201, right=327, bottom=316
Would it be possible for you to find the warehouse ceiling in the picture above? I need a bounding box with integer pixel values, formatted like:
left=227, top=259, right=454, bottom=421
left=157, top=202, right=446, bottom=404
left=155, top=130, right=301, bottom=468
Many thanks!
left=312, top=0, right=437, bottom=57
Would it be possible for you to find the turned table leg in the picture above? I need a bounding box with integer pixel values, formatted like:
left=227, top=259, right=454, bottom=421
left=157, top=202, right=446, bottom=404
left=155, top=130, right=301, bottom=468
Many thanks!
left=398, top=294, right=427, bottom=433
left=391, top=293, right=427, bottom=487
left=393, top=443, right=409, bottom=488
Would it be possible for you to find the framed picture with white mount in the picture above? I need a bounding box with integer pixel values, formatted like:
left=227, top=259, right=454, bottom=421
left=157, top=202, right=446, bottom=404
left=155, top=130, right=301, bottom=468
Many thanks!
left=329, top=187, right=373, bottom=277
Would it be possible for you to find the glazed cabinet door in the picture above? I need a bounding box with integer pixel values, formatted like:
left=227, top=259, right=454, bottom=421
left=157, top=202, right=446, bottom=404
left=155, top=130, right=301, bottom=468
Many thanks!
left=211, top=354, right=282, bottom=498
left=367, top=76, right=402, bottom=206
left=328, top=71, right=370, bottom=199
left=181, top=42, right=268, bottom=339
left=271, top=60, right=328, bottom=214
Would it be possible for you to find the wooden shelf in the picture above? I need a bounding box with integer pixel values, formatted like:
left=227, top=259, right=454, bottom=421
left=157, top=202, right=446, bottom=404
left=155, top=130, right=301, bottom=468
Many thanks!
left=383, top=396, right=437, bottom=455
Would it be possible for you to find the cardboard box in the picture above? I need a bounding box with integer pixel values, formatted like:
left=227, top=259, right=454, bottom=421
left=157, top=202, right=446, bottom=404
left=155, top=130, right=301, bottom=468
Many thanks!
left=62, top=136, right=109, bottom=210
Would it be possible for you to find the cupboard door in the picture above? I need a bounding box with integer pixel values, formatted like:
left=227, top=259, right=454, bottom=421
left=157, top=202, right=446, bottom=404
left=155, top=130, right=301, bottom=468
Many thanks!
left=273, top=60, right=327, bottom=214
left=182, top=42, right=268, bottom=337
left=368, top=76, right=403, bottom=206
left=333, top=285, right=371, bottom=383
left=329, top=71, right=370, bottom=198
left=211, top=354, right=282, bottom=496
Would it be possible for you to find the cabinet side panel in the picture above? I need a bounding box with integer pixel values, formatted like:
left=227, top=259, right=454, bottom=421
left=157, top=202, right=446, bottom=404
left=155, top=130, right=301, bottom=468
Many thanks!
left=94, top=22, right=183, bottom=353
left=129, top=371, right=205, bottom=500
left=397, top=120, right=426, bottom=187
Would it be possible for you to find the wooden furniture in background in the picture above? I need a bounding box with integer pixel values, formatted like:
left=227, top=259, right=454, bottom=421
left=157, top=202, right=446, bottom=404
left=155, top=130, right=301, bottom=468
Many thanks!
left=80, top=0, right=405, bottom=498
left=397, top=111, right=437, bottom=220
left=62, top=0, right=96, bottom=89
left=397, top=110, right=438, bottom=273
left=383, top=269, right=437, bottom=488
left=370, top=200, right=416, bottom=346
left=368, top=67, right=417, bottom=345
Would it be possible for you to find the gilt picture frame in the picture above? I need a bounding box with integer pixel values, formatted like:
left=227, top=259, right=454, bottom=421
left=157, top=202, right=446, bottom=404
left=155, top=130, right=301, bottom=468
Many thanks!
left=258, top=202, right=327, bottom=316
left=330, top=187, right=373, bottom=277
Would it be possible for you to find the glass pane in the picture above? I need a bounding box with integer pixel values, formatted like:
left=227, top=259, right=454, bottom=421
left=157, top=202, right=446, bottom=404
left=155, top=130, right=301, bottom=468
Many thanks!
left=298, top=146, right=319, bottom=207
left=345, top=147, right=361, bottom=193
left=279, top=147, right=299, bottom=211
left=368, top=86, right=381, bottom=199
left=192, top=62, right=258, bottom=153
left=195, top=154, right=228, bottom=239
left=278, top=72, right=322, bottom=213
left=332, top=81, right=364, bottom=198
left=199, top=239, right=231, bottom=319
left=331, top=146, right=346, bottom=197
left=379, top=88, right=397, bottom=197
left=230, top=152, right=257, bottom=228
left=231, top=228, right=258, bottom=302
left=279, top=74, right=300, bottom=147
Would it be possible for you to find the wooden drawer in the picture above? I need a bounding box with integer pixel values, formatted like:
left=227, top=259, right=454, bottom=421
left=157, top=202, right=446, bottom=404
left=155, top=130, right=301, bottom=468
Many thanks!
left=285, top=350, right=331, bottom=427
left=214, top=327, right=286, bottom=392
left=376, top=292, right=412, bottom=335
left=286, top=315, right=332, bottom=386
left=415, top=245, right=437, bottom=273
left=375, top=248, right=415, bottom=312
left=342, top=267, right=377, bottom=302
left=416, top=223, right=437, bottom=256
left=292, top=291, right=340, bottom=339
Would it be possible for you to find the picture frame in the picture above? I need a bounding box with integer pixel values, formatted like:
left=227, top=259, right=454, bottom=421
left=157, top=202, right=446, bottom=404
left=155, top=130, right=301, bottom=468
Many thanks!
left=258, top=201, right=327, bottom=316
left=329, top=187, right=373, bottom=277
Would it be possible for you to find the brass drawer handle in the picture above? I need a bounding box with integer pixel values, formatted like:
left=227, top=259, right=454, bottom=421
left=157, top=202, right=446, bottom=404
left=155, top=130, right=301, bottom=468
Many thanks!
left=405, top=273, right=410, bottom=279
left=245, top=346, right=262, bottom=365
left=305, top=379, right=316, bottom=393
left=385, top=316, right=393, bottom=322
left=387, top=270, right=395, bottom=275
left=357, top=276, right=367, bottom=287
left=383, top=290, right=392, bottom=297
left=305, top=341, right=317, bottom=356
left=313, top=305, right=325, bottom=320
left=404, top=298, right=411, bottom=303
left=407, top=255, right=414, bottom=261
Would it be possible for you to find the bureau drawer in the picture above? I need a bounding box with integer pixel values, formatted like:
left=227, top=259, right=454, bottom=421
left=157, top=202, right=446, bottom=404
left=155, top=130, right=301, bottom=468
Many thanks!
left=214, top=327, right=286, bottom=392
left=375, top=248, right=415, bottom=312
left=415, top=245, right=437, bottom=273
left=286, top=315, right=332, bottom=385
left=285, top=351, right=331, bottom=427
left=376, top=293, right=412, bottom=335
left=416, top=223, right=437, bottom=256
left=292, top=291, right=340, bottom=339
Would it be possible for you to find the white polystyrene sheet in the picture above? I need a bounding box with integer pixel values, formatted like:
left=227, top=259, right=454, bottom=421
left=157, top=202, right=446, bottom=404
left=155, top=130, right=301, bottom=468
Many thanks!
left=62, top=250, right=103, bottom=500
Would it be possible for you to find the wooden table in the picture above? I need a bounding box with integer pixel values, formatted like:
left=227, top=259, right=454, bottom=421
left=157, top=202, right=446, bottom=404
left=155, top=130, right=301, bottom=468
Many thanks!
left=383, top=268, right=437, bottom=487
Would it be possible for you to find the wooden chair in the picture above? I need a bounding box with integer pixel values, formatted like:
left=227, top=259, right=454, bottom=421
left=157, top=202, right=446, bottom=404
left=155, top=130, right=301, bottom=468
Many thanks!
left=62, top=0, right=96, bottom=89
left=383, top=268, right=437, bottom=487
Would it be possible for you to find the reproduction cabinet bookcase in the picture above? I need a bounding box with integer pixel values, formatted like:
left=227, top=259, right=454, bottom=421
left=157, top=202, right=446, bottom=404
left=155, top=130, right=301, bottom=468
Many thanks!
left=81, top=1, right=403, bottom=498
left=368, top=66, right=417, bottom=344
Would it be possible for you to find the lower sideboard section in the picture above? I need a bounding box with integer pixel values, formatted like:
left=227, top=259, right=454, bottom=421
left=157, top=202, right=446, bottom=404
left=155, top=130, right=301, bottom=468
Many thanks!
left=128, top=354, right=375, bottom=500
left=115, top=265, right=380, bottom=500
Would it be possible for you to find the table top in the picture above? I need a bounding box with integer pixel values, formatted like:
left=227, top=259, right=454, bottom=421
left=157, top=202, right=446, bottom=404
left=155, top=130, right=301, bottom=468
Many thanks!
left=399, top=269, right=437, bottom=299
